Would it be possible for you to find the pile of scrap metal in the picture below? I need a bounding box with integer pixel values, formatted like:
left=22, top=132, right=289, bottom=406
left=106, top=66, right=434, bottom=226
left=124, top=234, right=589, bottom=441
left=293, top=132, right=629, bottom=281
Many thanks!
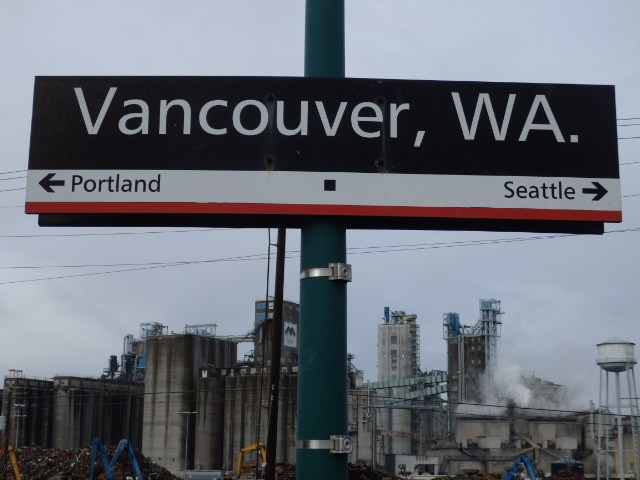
left=349, top=462, right=402, bottom=480
left=0, top=444, right=177, bottom=480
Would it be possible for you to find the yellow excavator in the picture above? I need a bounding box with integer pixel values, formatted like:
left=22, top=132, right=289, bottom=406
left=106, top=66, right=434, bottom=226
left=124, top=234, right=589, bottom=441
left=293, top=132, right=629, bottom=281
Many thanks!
left=236, top=443, right=267, bottom=478
left=231, top=443, right=283, bottom=480
left=0, top=445, right=22, bottom=480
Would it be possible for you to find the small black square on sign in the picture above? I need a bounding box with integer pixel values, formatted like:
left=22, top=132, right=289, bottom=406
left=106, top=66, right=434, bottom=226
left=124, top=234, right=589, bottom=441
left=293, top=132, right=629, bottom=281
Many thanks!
left=324, top=179, right=336, bottom=191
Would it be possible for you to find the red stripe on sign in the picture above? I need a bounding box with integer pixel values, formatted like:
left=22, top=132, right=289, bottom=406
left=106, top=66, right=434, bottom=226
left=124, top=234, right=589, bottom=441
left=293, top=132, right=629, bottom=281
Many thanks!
left=25, top=202, right=623, bottom=222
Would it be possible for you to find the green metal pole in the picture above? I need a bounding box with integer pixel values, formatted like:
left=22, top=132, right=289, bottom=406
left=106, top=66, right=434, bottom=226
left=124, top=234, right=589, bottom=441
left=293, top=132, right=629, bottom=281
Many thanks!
left=298, top=220, right=348, bottom=480
left=304, top=0, right=345, bottom=78
left=297, top=1, right=347, bottom=480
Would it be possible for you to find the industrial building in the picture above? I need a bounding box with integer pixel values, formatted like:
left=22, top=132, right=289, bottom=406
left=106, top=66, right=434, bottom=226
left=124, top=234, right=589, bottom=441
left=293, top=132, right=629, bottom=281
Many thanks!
left=2, top=298, right=640, bottom=478
left=1, top=371, right=143, bottom=449
left=378, top=308, right=421, bottom=383
left=253, top=300, right=300, bottom=367
left=375, top=308, right=448, bottom=457
left=444, top=299, right=502, bottom=410
left=377, top=308, right=419, bottom=456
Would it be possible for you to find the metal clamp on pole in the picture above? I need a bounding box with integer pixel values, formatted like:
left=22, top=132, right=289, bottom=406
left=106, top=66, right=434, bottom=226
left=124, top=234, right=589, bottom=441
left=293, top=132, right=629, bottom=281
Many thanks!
left=297, top=435, right=354, bottom=454
left=299, top=263, right=352, bottom=282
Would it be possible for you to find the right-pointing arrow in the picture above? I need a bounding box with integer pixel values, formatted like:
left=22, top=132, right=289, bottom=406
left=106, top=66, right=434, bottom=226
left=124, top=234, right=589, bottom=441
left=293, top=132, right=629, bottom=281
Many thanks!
left=582, top=181, right=608, bottom=201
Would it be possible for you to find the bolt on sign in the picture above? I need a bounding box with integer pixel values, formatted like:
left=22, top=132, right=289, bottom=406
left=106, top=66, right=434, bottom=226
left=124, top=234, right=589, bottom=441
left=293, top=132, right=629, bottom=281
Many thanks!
left=26, top=76, right=621, bottom=233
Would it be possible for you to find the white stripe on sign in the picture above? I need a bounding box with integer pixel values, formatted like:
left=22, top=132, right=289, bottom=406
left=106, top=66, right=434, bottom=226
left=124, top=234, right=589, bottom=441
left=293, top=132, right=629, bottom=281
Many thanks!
left=26, top=170, right=622, bottom=213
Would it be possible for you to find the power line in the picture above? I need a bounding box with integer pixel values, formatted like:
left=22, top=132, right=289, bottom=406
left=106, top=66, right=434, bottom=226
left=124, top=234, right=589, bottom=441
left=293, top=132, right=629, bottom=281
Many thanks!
left=0, top=251, right=277, bottom=271
left=0, top=228, right=232, bottom=239
left=0, top=176, right=26, bottom=182
left=0, top=187, right=26, bottom=193
left=0, top=236, right=576, bottom=271
left=2, top=226, right=640, bottom=286
left=0, top=253, right=272, bottom=286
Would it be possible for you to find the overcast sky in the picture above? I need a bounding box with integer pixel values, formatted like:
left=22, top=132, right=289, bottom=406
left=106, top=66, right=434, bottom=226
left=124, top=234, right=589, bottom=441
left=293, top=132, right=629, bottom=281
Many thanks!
left=1, top=1, right=639, bottom=410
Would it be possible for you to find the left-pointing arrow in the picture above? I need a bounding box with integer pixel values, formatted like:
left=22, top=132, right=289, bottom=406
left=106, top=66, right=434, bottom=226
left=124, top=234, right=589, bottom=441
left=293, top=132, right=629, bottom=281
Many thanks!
left=39, top=173, right=65, bottom=193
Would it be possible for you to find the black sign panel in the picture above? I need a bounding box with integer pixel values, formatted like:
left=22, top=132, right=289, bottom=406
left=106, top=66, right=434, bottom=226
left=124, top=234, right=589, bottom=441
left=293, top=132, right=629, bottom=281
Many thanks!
left=26, top=76, right=621, bottom=233
left=29, top=76, right=618, bottom=177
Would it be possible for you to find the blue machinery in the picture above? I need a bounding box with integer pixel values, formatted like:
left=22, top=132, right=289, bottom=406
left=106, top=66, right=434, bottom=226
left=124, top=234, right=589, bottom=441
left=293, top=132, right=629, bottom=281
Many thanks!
left=89, top=437, right=144, bottom=480
left=502, top=455, right=538, bottom=480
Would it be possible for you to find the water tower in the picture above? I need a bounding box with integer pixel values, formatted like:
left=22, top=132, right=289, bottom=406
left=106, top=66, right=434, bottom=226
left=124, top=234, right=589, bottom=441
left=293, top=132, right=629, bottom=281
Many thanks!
left=596, top=338, right=640, bottom=480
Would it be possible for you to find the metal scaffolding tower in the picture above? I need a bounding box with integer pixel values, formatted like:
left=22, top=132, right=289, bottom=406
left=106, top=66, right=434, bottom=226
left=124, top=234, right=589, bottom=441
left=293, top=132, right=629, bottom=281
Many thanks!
left=473, top=299, right=502, bottom=394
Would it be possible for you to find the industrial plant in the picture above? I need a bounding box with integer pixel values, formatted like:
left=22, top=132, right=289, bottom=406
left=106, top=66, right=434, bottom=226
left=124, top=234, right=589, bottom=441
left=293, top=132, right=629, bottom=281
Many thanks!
left=1, top=299, right=638, bottom=479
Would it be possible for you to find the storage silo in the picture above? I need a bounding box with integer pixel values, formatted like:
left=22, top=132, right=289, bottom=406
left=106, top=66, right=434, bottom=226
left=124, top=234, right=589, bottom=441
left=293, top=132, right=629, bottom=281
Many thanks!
left=194, top=368, right=225, bottom=471
left=142, top=333, right=237, bottom=474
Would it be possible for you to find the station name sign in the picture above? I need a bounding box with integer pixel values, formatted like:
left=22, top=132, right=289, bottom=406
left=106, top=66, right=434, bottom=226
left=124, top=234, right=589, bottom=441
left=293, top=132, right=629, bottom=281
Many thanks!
left=26, top=76, right=621, bottom=233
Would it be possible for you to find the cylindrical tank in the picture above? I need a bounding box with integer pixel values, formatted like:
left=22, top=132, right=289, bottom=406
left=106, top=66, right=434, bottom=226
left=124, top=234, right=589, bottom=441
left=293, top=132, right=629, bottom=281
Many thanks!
left=194, top=371, right=225, bottom=470
left=123, top=334, right=134, bottom=354
left=390, top=408, right=412, bottom=454
left=596, top=338, right=636, bottom=372
left=109, top=355, right=118, bottom=374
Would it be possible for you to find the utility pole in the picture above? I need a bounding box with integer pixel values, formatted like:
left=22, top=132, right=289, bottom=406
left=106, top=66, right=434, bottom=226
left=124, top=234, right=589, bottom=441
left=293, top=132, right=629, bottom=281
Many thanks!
left=297, top=2, right=349, bottom=480
left=265, top=228, right=286, bottom=480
